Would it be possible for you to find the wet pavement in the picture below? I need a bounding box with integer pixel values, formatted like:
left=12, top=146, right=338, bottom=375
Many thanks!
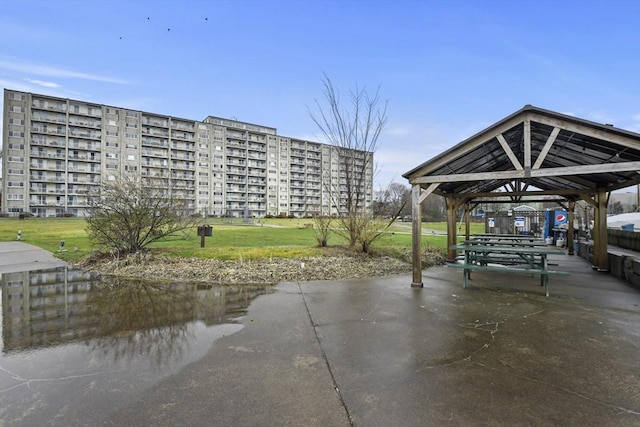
left=1, top=244, right=639, bottom=426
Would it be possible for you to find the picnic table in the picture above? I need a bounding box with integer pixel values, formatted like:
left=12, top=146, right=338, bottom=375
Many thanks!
left=470, top=233, right=542, bottom=243
left=448, top=242, right=568, bottom=296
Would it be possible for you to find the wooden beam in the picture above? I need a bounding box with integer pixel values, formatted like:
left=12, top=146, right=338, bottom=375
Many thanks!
left=567, top=200, right=575, bottom=256
left=446, top=196, right=458, bottom=262
left=409, top=161, right=640, bottom=184
left=593, top=190, right=609, bottom=271
left=411, top=184, right=423, bottom=287
left=524, top=119, right=532, bottom=169
left=496, top=133, right=524, bottom=170
left=532, top=127, right=560, bottom=169
left=418, top=183, right=439, bottom=204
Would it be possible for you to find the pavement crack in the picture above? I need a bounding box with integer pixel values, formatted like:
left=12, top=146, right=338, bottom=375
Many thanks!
left=297, top=282, right=355, bottom=426
left=416, top=343, right=490, bottom=372
left=472, top=361, right=640, bottom=416
left=458, top=320, right=503, bottom=339
left=0, top=365, right=103, bottom=393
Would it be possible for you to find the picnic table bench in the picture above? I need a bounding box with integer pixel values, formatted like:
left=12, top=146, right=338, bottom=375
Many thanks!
left=470, top=233, right=542, bottom=243
left=448, top=243, right=569, bottom=297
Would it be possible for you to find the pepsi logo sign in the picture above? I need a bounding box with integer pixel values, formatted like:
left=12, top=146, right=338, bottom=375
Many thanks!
left=555, top=213, right=567, bottom=222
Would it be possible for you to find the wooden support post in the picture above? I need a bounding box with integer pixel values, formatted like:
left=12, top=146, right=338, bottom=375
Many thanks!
left=411, top=184, right=423, bottom=287
left=567, top=200, right=575, bottom=255
left=593, top=190, right=609, bottom=271
left=464, top=203, right=471, bottom=241
left=446, top=196, right=458, bottom=262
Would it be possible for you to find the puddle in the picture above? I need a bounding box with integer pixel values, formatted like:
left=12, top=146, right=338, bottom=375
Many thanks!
left=0, top=267, right=271, bottom=426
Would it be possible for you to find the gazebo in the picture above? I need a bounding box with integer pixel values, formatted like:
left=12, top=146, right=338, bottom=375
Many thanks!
left=403, top=105, right=640, bottom=287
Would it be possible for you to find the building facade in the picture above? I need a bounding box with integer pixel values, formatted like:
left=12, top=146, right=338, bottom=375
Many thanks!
left=1, top=89, right=373, bottom=218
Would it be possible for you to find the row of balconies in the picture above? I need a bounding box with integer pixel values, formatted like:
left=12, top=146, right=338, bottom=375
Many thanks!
left=30, top=163, right=64, bottom=171
left=171, top=142, right=195, bottom=151
left=171, top=173, right=195, bottom=180
left=171, top=163, right=195, bottom=171
left=142, top=128, right=169, bottom=138
left=143, top=161, right=166, bottom=168
left=31, top=114, right=67, bottom=124
left=29, top=171, right=100, bottom=183
left=171, top=131, right=194, bottom=141
left=31, top=101, right=66, bottom=112
left=141, top=118, right=169, bottom=127
left=68, top=118, right=102, bottom=129
left=170, top=153, right=195, bottom=160
left=68, top=154, right=101, bottom=162
left=141, top=137, right=169, bottom=147
left=141, top=171, right=170, bottom=178
left=68, top=128, right=101, bottom=140
left=68, top=141, right=101, bottom=151
left=31, top=137, right=65, bottom=148
left=141, top=149, right=168, bottom=158
left=247, top=152, right=266, bottom=160
left=31, top=126, right=66, bottom=136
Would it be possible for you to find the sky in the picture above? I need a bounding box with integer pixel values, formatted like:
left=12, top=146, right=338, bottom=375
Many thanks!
left=1, top=0, right=639, bottom=190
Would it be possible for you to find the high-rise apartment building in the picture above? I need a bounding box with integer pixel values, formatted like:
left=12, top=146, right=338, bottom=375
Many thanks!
left=1, top=89, right=373, bottom=218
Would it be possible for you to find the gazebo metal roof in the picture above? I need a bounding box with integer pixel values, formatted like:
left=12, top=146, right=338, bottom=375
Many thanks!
left=403, top=105, right=640, bottom=200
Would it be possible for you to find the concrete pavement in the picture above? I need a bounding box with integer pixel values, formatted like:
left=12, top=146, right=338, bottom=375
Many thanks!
left=0, top=241, right=67, bottom=274
left=101, top=253, right=640, bottom=426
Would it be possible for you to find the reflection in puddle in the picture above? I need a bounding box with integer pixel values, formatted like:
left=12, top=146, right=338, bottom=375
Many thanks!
left=0, top=267, right=271, bottom=426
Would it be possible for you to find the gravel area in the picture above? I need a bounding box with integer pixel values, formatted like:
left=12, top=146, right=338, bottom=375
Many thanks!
left=75, top=248, right=446, bottom=285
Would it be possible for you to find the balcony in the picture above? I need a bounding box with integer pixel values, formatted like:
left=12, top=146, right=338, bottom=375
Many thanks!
left=31, top=101, right=66, bottom=112
left=31, top=150, right=65, bottom=160
left=142, top=118, right=169, bottom=127
left=142, top=128, right=170, bottom=138
left=31, top=137, right=65, bottom=148
left=141, top=137, right=169, bottom=148
left=31, top=126, right=66, bottom=136
left=68, top=117, right=102, bottom=129
left=68, top=128, right=101, bottom=140
left=32, top=113, right=67, bottom=124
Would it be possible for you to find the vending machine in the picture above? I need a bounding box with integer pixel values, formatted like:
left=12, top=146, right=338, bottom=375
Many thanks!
left=543, top=209, right=568, bottom=244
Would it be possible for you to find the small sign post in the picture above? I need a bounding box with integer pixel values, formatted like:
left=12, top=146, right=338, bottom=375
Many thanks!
left=197, top=225, right=213, bottom=248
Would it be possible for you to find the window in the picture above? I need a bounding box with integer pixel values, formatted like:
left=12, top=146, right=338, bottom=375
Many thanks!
left=125, top=133, right=137, bottom=139
left=127, top=154, right=136, bottom=161
left=12, top=106, right=25, bottom=113
left=9, top=118, right=24, bottom=125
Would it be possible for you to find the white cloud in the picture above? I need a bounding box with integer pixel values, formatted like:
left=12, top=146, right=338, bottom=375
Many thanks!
left=0, top=55, right=131, bottom=85
left=25, top=78, right=61, bottom=88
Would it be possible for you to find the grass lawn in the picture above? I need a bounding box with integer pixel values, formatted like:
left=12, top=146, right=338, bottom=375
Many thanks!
left=0, top=217, right=484, bottom=261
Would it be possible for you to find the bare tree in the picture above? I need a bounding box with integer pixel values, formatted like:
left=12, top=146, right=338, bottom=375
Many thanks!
left=375, top=182, right=411, bottom=218
left=312, top=214, right=332, bottom=247
left=308, top=74, right=388, bottom=250
left=85, top=176, right=197, bottom=255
